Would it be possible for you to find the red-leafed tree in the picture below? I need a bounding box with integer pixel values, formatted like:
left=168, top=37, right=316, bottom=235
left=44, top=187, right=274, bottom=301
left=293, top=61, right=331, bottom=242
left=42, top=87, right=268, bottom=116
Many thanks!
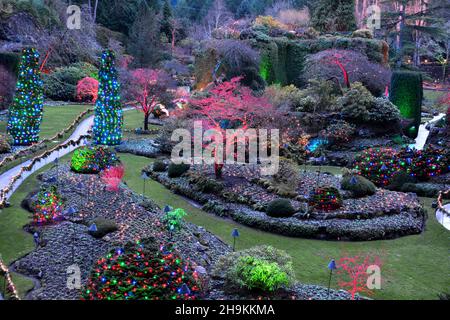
left=76, top=77, right=99, bottom=103
left=128, top=69, right=175, bottom=130
left=336, top=255, right=382, bottom=300
left=101, top=165, right=125, bottom=191
left=188, top=77, right=276, bottom=178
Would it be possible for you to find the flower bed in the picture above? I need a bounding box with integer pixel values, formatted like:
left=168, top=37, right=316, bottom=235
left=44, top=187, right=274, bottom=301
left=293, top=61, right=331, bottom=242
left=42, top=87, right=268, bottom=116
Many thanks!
left=143, top=165, right=426, bottom=241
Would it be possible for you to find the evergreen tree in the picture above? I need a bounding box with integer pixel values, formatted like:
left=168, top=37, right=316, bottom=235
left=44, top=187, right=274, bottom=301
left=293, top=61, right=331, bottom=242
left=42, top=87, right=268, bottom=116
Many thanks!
left=160, top=0, right=174, bottom=40
left=311, top=0, right=357, bottom=32
left=128, top=6, right=162, bottom=67
left=7, top=48, right=44, bottom=146
left=93, top=50, right=123, bottom=146
left=381, top=0, right=447, bottom=68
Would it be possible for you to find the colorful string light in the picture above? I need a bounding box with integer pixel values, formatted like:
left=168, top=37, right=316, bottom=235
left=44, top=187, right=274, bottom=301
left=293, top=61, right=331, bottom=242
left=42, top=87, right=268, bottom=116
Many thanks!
left=353, top=147, right=449, bottom=186
left=0, top=257, right=20, bottom=300
left=309, top=187, right=343, bottom=211
left=82, top=242, right=199, bottom=300
left=7, top=48, right=44, bottom=146
left=33, top=185, right=64, bottom=224
left=93, top=50, right=123, bottom=146
left=70, top=146, right=119, bottom=174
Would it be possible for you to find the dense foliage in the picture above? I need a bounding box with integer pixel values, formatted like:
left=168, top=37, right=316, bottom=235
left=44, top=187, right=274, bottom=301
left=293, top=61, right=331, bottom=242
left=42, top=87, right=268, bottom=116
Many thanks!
left=71, top=146, right=120, bottom=174
left=266, top=199, right=296, bottom=217
left=212, top=245, right=295, bottom=293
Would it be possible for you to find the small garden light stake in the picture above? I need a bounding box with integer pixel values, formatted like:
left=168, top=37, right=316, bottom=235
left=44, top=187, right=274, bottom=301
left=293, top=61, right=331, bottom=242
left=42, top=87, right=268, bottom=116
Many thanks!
left=232, top=228, right=240, bottom=252
left=327, top=259, right=337, bottom=299
left=141, top=172, right=149, bottom=195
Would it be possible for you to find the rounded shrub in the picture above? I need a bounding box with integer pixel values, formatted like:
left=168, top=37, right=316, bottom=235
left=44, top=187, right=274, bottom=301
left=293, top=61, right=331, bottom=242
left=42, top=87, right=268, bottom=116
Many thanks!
left=266, top=199, right=296, bottom=218
left=341, top=174, right=376, bottom=197
left=152, top=160, right=167, bottom=172
left=167, top=163, right=191, bottom=178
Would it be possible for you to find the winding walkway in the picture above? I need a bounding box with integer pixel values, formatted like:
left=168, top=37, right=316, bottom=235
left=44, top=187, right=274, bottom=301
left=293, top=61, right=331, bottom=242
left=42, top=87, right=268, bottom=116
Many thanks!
left=0, top=108, right=134, bottom=202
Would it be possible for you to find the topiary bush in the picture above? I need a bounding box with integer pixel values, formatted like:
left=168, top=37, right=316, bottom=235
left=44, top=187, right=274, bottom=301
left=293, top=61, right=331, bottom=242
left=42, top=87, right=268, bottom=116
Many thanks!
left=167, top=163, right=190, bottom=178
left=309, top=187, right=343, bottom=211
left=212, top=245, right=295, bottom=294
left=389, top=71, right=423, bottom=138
left=266, top=199, right=296, bottom=218
left=71, top=146, right=120, bottom=174
left=341, top=174, right=376, bottom=197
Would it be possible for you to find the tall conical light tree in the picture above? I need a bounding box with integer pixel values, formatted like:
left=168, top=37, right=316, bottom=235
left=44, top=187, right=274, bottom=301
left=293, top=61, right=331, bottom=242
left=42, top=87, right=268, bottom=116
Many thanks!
left=7, top=48, right=44, bottom=146
left=93, top=50, right=123, bottom=145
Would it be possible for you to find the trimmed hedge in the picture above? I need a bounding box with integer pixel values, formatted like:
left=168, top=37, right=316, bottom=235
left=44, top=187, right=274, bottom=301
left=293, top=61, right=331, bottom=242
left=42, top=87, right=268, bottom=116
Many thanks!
left=250, top=36, right=387, bottom=88
left=389, top=71, right=423, bottom=138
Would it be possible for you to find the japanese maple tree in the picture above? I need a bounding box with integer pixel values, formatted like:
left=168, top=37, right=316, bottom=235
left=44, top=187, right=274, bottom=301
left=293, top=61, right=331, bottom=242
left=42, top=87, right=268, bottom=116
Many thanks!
left=336, top=255, right=382, bottom=300
left=101, top=165, right=125, bottom=192
left=188, top=77, right=276, bottom=178
left=76, top=77, right=99, bottom=103
left=129, top=68, right=174, bottom=130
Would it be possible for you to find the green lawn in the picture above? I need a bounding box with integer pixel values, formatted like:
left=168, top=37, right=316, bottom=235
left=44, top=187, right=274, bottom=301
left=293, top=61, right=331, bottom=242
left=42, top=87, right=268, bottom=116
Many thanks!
left=120, top=154, right=450, bottom=300
left=1, top=151, right=448, bottom=300
left=0, top=104, right=91, bottom=139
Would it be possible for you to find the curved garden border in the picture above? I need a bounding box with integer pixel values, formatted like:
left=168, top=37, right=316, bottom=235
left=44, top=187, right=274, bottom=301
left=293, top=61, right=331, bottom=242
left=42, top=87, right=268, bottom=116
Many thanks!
left=144, top=168, right=426, bottom=241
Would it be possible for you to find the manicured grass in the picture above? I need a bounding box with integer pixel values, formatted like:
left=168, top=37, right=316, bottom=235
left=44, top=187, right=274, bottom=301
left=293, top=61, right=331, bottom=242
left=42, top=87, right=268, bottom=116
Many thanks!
left=120, top=154, right=450, bottom=300
left=122, top=108, right=161, bottom=139
left=424, top=89, right=445, bottom=104
left=1, top=150, right=448, bottom=300
left=0, top=104, right=91, bottom=139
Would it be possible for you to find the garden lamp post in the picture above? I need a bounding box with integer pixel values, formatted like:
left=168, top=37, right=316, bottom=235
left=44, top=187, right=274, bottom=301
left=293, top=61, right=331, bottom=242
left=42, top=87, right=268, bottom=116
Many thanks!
left=141, top=172, right=149, bottom=195
left=327, top=259, right=337, bottom=299
left=231, top=228, right=240, bottom=252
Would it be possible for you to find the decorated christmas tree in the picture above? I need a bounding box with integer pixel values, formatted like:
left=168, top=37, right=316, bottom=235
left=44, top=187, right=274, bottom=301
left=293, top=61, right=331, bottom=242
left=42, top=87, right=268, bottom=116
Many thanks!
left=7, top=48, right=44, bottom=146
left=93, top=50, right=123, bottom=145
